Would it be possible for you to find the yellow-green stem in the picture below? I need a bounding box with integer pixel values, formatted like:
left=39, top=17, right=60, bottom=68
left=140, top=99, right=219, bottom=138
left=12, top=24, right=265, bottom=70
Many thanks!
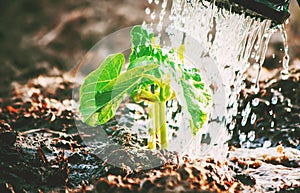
left=149, top=101, right=168, bottom=150
left=159, top=101, right=168, bottom=149
left=154, top=102, right=161, bottom=145
left=148, top=104, right=155, bottom=150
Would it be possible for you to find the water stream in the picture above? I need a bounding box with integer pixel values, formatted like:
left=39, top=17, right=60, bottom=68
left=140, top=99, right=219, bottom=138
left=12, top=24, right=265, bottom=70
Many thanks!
left=279, top=24, right=290, bottom=80
left=144, top=0, right=291, bottom=159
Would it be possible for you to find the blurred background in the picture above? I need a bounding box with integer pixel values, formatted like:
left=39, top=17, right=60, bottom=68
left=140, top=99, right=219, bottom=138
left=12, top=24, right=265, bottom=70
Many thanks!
left=0, top=0, right=299, bottom=98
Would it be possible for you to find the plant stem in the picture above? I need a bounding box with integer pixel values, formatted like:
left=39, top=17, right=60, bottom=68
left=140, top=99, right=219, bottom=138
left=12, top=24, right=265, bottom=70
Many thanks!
left=159, top=101, right=168, bottom=149
left=154, top=102, right=161, bottom=145
left=149, top=101, right=167, bottom=150
left=148, top=103, right=155, bottom=150
left=147, top=82, right=168, bottom=150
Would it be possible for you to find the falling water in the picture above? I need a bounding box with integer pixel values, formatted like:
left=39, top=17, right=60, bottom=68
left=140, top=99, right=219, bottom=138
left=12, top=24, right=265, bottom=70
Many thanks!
left=279, top=24, right=290, bottom=80
left=143, top=0, right=290, bottom=159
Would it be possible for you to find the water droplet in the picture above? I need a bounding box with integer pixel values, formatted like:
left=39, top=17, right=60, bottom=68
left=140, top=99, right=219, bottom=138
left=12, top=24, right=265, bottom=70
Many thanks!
left=161, top=48, right=168, bottom=56
left=154, top=0, right=159, bottom=5
left=137, top=47, right=140, bottom=53
left=151, top=12, right=156, bottom=20
left=241, top=109, right=246, bottom=117
left=253, top=63, right=259, bottom=70
left=145, top=41, right=150, bottom=47
left=251, top=85, right=259, bottom=94
left=269, top=110, right=273, bottom=115
left=272, top=53, right=276, bottom=58
left=250, top=78, right=256, bottom=84
left=254, top=43, right=260, bottom=51
left=229, top=121, right=236, bottom=130
left=263, top=140, right=271, bottom=148
left=248, top=131, right=255, bottom=142
left=142, top=21, right=147, bottom=28
left=241, top=116, right=248, bottom=126
left=250, top=113, right=256, bottom=125
left=252, top=98, right=259, bottom=107
left=148, top=0, right=153, bottom=4
left=145, top=7, right=151, bottom=15
left=156, top=24, right=162, bottom=32
left=161, top=0, right=167, bottom=9
left=271, top=96, right=278, bottom=105
left=280, top=69, right=289, bottom=80
left=270, top=121, right=275, bottom=128
left=232, top=105, right=238, bottom=116
left=239, top=133, right=246, bottom=143
left=226, top=114, right=233, bottom=124
left=283, top=55, right=289, bottom=65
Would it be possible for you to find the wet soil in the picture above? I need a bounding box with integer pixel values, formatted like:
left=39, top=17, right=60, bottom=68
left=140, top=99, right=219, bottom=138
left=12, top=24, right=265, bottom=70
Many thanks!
left=0, top=73, right=299, bottom=193
left=229, top=68, right=300, bottom=149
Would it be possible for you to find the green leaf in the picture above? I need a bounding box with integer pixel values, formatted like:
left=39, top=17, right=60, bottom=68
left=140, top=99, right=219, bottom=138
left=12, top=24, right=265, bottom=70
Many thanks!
left=169, top=64, right=211, bottom=136
left=128, top=56, right=161, bottom=79
left=129, top=26, right=168, bottom=64
left=179, top=67, right=211, bottom=135
left=130, top=26, right=153, bottom=47
left=128, top=56, right=156, bottom=70
left=130, top=26, right=153, bottom=62
left=80, top=24, right=212, bottom=140
left=79, top=53, right=125, bottom=126
left=94, top=63, right=160, bottom=124
left=182, top=67, right=211, bottom=105
left=180, top=79, right=208, bottom=135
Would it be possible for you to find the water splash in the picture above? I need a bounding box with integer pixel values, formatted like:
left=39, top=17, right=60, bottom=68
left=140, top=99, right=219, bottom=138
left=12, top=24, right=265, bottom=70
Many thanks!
left=143, top=0, right=288, bottom=159
left=167, top=0, right=279, bottom=158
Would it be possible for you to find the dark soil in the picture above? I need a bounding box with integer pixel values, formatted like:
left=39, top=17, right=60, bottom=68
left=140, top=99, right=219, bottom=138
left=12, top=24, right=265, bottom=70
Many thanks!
left=0, top=74, right=299, bottom=193
left=229, top=69, right=300, bottom=149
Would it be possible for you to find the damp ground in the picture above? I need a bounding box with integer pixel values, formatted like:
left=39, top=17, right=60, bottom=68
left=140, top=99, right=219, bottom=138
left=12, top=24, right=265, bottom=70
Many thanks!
left=0, top=72, right=299, bottom=193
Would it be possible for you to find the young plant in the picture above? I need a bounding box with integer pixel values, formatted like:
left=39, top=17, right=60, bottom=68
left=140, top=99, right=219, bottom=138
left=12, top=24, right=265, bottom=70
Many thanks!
left=79, top=26, right=211, bottom=150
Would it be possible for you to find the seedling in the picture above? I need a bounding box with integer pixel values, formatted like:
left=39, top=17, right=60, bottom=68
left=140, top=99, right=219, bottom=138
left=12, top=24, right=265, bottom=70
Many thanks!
left=79, top=26, right=211, bottom=150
